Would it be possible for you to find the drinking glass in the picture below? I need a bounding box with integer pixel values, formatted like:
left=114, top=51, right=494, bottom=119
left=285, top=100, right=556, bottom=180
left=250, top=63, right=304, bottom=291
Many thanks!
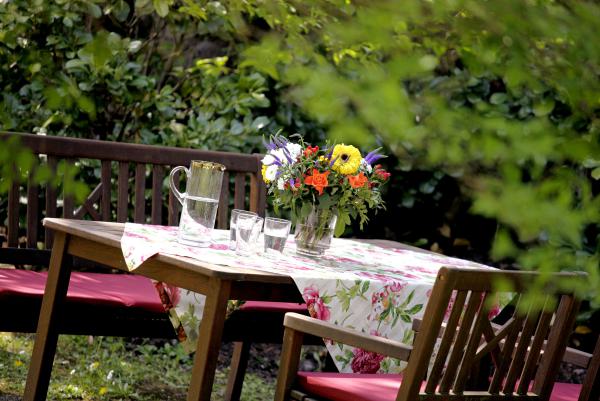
left=229, top=209, right=258, bottom=250
left=169, top=160, right=225, bottom=246
left=264, top=217, right=291, bottom=257
left=235, top=214, right=261, bottom=256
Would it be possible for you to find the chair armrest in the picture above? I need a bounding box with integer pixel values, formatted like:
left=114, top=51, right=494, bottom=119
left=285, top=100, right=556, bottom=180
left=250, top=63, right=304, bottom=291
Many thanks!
left=284, top=313, right=412, bottom=361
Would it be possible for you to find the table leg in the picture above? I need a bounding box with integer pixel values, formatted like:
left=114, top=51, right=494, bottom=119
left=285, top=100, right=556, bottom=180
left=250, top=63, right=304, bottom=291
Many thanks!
left=224, top=341, right=251, bottom=401
left=187, top=278, right=232, bottom=401
left=24, top=232, right=71, bottom=401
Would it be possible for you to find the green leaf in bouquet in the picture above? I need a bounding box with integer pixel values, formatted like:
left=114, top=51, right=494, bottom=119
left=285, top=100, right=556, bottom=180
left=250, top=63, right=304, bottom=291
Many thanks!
left=300, top=202, right=312, bottom=219
left=334, top=216, right=346, bottom=237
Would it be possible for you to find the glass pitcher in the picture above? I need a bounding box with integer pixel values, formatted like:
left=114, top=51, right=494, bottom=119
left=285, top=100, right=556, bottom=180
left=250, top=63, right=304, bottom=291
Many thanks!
left=169, top=160, right=226, bottom=246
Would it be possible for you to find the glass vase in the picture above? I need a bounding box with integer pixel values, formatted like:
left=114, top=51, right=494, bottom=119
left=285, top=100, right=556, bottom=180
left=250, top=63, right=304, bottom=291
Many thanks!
left=294, top=206, right=338, bottom=257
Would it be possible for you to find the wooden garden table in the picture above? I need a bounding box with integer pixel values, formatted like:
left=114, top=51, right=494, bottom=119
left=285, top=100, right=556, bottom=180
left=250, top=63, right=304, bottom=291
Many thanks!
left=26, top=218, right=481, bottom=401
left=25, top=218, right=303, bottom=401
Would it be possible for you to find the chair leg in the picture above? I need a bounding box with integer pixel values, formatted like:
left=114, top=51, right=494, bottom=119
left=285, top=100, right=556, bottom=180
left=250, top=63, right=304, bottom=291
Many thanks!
left=224, top=341, right=251, bottom=401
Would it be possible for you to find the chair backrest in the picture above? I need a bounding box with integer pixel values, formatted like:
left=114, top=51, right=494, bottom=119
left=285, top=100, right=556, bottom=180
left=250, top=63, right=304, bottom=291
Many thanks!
left=398, top=267, right=584, bottom=401
left=0, top=131, right=266, bottom=265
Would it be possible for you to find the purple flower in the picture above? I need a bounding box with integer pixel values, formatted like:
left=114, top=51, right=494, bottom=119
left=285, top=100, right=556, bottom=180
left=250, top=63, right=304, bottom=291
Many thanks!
left=364, top=148, right=385, bottom=165
left=272, top=135, right=288, bottom=148
left=262, top=136, right=278, bottom=151
left=263, top=154, right=283, bottom=166
left=329, top=156, right=338, bottom=167
left=281, top=146, right=294, bottom=164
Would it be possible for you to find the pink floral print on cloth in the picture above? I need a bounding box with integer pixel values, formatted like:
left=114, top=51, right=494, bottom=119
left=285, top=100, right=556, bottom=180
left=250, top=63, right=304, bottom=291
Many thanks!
left=120, top=223, right=506, bottom=372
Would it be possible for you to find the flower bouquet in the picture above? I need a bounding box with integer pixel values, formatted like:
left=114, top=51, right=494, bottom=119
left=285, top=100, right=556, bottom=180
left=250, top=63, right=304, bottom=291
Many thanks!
left=261, top=134, right=391, bottom=256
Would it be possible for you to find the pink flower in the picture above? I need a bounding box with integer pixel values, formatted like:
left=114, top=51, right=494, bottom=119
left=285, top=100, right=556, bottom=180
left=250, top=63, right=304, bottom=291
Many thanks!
left=386, top=280, right=406, bottom=292
left=351, top=348, right=385, bottom=373
left=303, top=285, right=331, bottom=321
left=209, top=243, right=229, bottom=251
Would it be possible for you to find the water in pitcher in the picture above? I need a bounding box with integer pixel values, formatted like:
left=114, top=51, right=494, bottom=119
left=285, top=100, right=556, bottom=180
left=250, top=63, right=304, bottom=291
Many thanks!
left=177, top=195, right=219, bottom=246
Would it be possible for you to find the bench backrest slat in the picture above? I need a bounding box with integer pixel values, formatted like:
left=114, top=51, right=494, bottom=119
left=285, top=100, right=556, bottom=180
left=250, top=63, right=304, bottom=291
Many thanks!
left=0, top=132, right=266, bottom=258
left=26, top=173, right=39, bottom=248
left=217, top=171, right=231, bottom=230
left=101, top=160, right=111, bottom=221
left=134, top=164, right=146, bottom=224
left=151, top=165, right=164, bottom=225
left=8, top=180, right=19, bottom=247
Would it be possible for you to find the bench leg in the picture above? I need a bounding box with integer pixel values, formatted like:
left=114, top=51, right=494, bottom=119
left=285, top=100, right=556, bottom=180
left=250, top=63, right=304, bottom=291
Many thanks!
left=24, top=232, right=71, bottom=401
left=187, top=278, right=232, bottom=401
left=224, top=341, right=252, bottom=401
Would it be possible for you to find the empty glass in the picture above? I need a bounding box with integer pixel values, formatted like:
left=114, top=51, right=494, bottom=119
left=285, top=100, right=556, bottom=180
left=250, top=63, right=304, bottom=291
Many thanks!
left=235, top=214, right=262, bottom=256
left=264, top=217, right=291, bottom=257
left=229, top=209, right=258, bottom=250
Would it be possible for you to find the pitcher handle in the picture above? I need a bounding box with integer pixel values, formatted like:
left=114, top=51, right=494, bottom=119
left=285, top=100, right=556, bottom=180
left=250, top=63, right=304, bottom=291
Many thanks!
left=169, top=165, right=189, bottom=206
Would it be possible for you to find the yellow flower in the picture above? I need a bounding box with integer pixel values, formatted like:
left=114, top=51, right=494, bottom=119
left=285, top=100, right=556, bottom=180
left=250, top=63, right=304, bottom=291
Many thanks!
left=261, top=164, right=270, bottom=183
left=331, top=144, right=361, bottom=175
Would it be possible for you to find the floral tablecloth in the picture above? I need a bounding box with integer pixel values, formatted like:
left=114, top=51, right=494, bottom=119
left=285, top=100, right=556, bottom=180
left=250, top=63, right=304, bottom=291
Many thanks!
left=121, top=223, right=500, bottom=374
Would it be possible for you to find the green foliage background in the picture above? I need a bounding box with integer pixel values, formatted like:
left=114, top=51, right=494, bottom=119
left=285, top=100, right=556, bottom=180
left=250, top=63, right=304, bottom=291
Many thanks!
left=0, top=0, right=323, bottom=150
left=1, top=1, right=598, bottom=313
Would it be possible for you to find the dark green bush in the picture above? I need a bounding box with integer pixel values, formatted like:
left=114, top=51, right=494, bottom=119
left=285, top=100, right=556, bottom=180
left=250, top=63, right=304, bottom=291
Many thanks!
left=0, top=0, right=324, bottom=152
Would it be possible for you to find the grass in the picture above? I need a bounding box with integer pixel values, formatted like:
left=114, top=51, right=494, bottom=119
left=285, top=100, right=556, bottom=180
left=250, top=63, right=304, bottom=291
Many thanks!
left=0, top=333, right=275, bottom=401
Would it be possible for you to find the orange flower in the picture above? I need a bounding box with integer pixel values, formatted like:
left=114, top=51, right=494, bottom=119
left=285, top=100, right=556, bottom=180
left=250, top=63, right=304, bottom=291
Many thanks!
left=304, top=169, right=330, bottom=195
left=348, top=172, right=368, bottom=189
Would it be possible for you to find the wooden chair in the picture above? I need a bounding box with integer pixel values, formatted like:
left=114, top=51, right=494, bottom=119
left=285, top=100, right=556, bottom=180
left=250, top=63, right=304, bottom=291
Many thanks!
left=275, top=266, right=584, bottom=401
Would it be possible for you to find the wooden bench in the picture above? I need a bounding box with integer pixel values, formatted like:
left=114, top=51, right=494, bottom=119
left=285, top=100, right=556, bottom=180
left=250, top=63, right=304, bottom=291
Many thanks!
left=0, top=131, right=314, bottom=401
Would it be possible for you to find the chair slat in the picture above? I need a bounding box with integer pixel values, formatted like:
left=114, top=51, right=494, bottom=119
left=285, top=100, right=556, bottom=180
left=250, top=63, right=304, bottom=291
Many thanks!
left=396, top=268, right=457, bottom=401
left=475, top=318, right=518, bottom=364
left=503, top=304, right=541, bottom=393
left=216, top=171, right=230, bottom=230
left=425, top=290, right=468, bottom=394
left=134, top=164, right=146, bottom=223
left=44, top=157, right=58, bottom=249
left=62, top=160, right=74, bottom=219
left=151, top=165, right=164, bottom=225
left=517, top=298, right=553, bottom=395
left=234, top=173, right=246, bottom=210
left=439, top=291, right=483, bottom=393
left=101, top=160, right=111, bottom=221
left=117, top=162, right=129, bottom=223
left=489, top=297, right=526, bottom=394
left=8, top=180, right=19, bottom=247
left=453, top=292, right=490, bottom=393
left=533, top=295, right=580, bottom=399
left=26, top=174, right=39, bottom=248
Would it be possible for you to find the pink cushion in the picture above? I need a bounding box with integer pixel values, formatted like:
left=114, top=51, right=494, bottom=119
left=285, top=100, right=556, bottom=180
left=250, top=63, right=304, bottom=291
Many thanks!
left=297, top=372, right=583, bottom=401
left=241, top=301, right=307, bottom=313
left=550, top=383, right=582, bottom=401
left=0, top=269, right=164, bottom=313
left=297, top=372, right=402, bottom=401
